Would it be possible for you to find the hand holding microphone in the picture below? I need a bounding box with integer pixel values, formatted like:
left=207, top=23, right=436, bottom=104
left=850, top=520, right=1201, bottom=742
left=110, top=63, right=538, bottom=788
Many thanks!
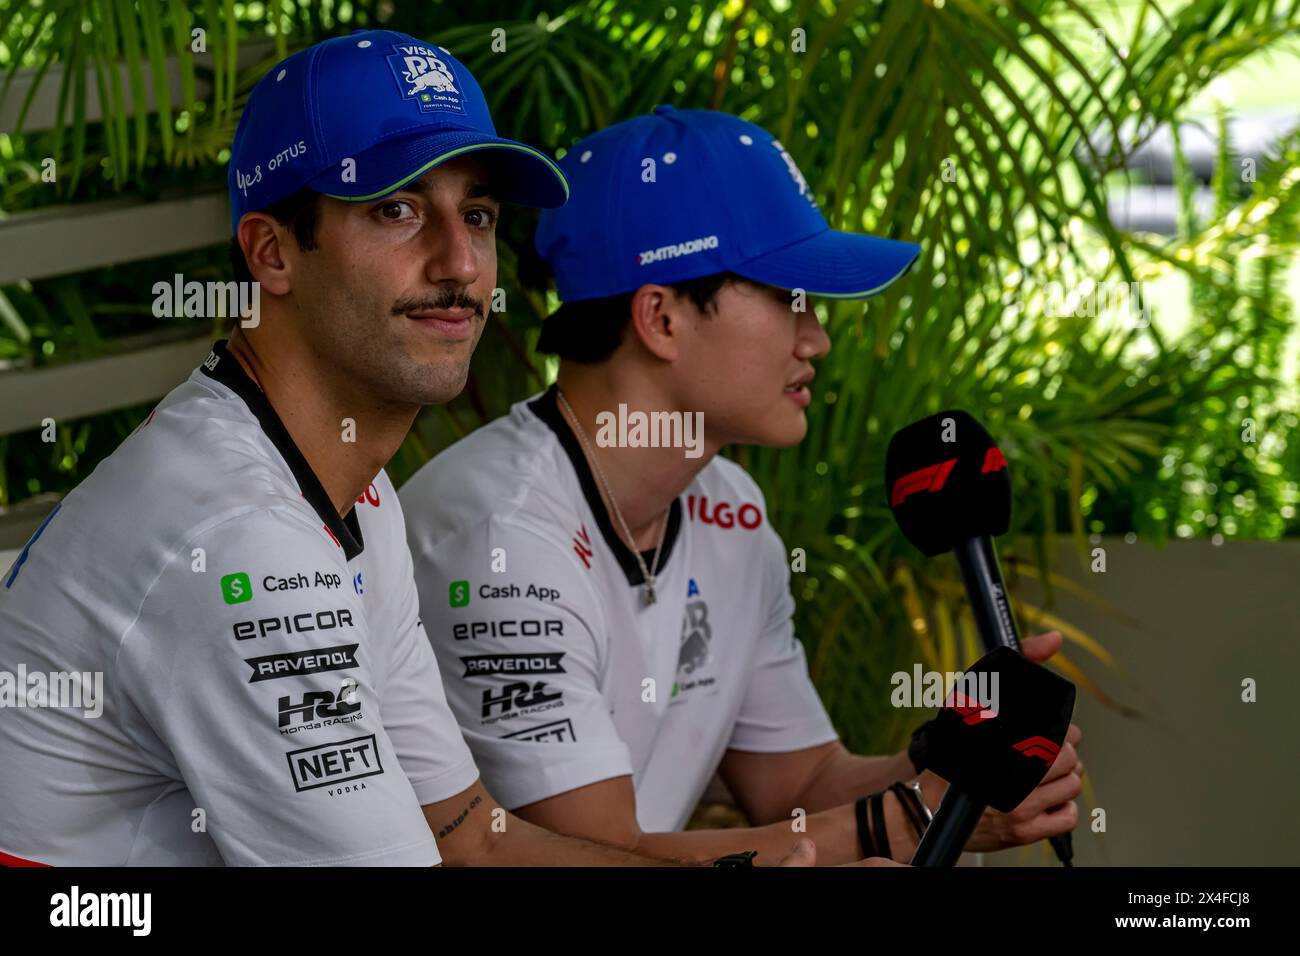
left=904, top=645, right=1076, bottom=866
left=885, top=410, right=1081, bottom=866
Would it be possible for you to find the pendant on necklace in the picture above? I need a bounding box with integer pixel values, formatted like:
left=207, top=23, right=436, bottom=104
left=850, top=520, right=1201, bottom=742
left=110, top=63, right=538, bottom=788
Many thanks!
left=644, top=581, right=657, bottom=605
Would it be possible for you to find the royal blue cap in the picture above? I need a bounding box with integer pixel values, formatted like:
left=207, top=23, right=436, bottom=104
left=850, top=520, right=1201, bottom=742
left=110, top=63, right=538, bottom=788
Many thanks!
left=228, top=30, right=568, bottom=231
left=536, top=106, right=919, bottom=302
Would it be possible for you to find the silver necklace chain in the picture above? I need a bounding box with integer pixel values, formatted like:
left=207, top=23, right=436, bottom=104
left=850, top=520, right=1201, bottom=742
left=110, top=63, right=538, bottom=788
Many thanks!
left=557, top=388, right=667, bottom=605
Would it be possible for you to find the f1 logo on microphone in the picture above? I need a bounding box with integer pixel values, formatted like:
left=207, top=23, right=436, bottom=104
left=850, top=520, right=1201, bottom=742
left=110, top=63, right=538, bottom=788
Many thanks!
left=890, top=459, right=957, bottom=507
left=889, top=447, right=1007, bottom=507
left=981, top=447, right=1008, bottom=473
left=947, top=691, right=998, bottom=724
left=1014, top=736, right=1061, bottom=765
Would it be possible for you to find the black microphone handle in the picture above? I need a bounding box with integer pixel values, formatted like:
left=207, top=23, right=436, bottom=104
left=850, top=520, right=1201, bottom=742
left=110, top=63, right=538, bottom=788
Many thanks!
left=952, top=535, right=1021, bottom=652
left=950, top=535, right=1074, bottom=867
left=910, top=788, right=985, bottom=867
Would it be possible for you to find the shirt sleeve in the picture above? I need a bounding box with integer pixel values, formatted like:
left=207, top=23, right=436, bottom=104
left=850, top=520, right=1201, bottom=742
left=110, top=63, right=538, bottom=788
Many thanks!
left=409, top=517, right=634, bottom=810
left=116, top=507, right=439, bottom=866
left=363, top=480, right=480, bottom=806
left=726, top=526, right=840, bottom=753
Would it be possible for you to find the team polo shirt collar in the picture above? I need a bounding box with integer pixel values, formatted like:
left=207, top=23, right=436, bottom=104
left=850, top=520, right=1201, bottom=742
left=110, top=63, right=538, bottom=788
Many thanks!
left=198, top=339, right=364, bottom=561
left=528, top=385, right=682, bottom=587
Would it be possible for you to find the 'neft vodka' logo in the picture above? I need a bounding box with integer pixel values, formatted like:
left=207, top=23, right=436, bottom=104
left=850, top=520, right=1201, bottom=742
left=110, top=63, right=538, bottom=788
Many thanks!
left=502, top=718, right=576, bottom=742
left=286, top=734, right=384, bottom=792
left=50, top=886, right=151, bottom=936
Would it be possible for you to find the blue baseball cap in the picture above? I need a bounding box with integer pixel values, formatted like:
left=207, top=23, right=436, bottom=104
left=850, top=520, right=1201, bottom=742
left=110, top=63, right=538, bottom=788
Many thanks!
left=536, top=106, right=919, bottom=302
left=228, top=30, right=568, bottom=231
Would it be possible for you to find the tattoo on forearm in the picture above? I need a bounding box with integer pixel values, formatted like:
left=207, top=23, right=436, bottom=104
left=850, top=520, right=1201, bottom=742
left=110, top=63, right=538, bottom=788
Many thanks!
left=437, top=794, right=483, bottom=839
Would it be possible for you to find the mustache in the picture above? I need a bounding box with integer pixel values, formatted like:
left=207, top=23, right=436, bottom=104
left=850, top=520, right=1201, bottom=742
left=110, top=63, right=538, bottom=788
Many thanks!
left=392, top=289, right=485, bottom=318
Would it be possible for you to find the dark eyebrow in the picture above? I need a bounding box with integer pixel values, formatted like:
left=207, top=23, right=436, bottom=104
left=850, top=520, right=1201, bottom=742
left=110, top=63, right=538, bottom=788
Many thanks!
left=388, top=174, right=498, bottom=204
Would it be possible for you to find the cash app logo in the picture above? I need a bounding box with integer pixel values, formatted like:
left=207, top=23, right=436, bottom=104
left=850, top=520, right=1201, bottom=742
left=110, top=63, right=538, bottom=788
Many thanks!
left=221, top=572, right=253, bottom=605
left=449, top=580, right=470, bottom=607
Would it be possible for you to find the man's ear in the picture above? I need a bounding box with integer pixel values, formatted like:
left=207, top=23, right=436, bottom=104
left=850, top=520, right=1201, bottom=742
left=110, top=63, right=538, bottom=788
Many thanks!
left=627, top=284, right=681, bottom=361
left=236, top=214, right=293, bottom=296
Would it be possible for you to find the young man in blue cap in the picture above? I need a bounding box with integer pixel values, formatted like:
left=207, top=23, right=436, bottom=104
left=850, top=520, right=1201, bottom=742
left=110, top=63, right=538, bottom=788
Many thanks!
left=0, top=38, right=818, bottom=867
left=401, top=107, right=1085, bottom=864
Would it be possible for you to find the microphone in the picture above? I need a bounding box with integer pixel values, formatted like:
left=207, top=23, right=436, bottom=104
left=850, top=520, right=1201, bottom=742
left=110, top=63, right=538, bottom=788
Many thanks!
left=907, top=646, right=1076, bottom=866
left=886, top=409, right=1076, bottom=865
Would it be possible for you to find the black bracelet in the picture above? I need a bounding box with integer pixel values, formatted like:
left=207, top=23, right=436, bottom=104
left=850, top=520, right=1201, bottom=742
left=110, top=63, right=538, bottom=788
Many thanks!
left=855, top=795, right=876, bottom=858
left=890, top=783, right=927, bottom=839
left=908, top=719, right=934, bottom=774
left=870, top=790, right=891, bottom=861
left=713, top=850, right=758, bottom=867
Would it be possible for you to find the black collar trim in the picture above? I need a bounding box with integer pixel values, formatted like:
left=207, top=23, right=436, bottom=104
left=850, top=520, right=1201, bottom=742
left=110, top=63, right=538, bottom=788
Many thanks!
left=198, top=339, right=364, bottom=561
left=528, top=386, right=682, bottom=587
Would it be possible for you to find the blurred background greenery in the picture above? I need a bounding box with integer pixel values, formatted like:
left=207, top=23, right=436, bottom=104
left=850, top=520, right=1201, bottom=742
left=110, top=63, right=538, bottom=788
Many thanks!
left=2, top=0, right=1298, bottom=756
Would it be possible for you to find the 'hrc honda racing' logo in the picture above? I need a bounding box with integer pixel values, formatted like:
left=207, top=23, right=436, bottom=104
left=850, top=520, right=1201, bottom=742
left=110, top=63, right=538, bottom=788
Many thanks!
left=387, top=44, right=464, bottom=114
left=480, top=681, right=564, bottom=725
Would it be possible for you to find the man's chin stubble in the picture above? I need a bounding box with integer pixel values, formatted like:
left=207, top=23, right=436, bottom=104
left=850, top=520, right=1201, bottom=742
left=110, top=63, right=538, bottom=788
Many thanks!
left=411, top=360, right=471, bottom=407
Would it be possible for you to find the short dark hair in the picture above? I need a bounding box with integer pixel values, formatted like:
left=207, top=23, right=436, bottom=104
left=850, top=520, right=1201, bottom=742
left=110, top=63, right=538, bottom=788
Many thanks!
left=229, top=187, right=324, bottom=284
left=535, top=272, right=741, bottom=363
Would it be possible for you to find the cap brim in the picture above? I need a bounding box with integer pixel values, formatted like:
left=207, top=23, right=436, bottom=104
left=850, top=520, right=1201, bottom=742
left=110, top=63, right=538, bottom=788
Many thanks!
left=310, top=128, right=569, bottom=208
left=731, top=228, right=920, bottom=299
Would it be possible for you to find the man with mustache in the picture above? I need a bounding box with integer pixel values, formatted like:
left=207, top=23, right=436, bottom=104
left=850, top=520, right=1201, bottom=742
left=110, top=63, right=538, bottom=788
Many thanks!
left=401, top=107, right=1085, bottom=865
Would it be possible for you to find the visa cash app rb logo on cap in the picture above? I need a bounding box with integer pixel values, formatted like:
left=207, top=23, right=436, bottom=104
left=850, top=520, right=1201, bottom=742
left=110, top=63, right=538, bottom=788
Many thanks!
left=387, top=43, right=464, bottom=114
left=221, top=572, right=253, bottom=605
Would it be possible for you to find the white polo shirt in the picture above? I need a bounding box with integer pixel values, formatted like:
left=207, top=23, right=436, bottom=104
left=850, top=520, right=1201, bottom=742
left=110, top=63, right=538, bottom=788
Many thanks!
left=401, top=387, right=838, bottom=832
left=0, top=340, right=478, bottom=866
